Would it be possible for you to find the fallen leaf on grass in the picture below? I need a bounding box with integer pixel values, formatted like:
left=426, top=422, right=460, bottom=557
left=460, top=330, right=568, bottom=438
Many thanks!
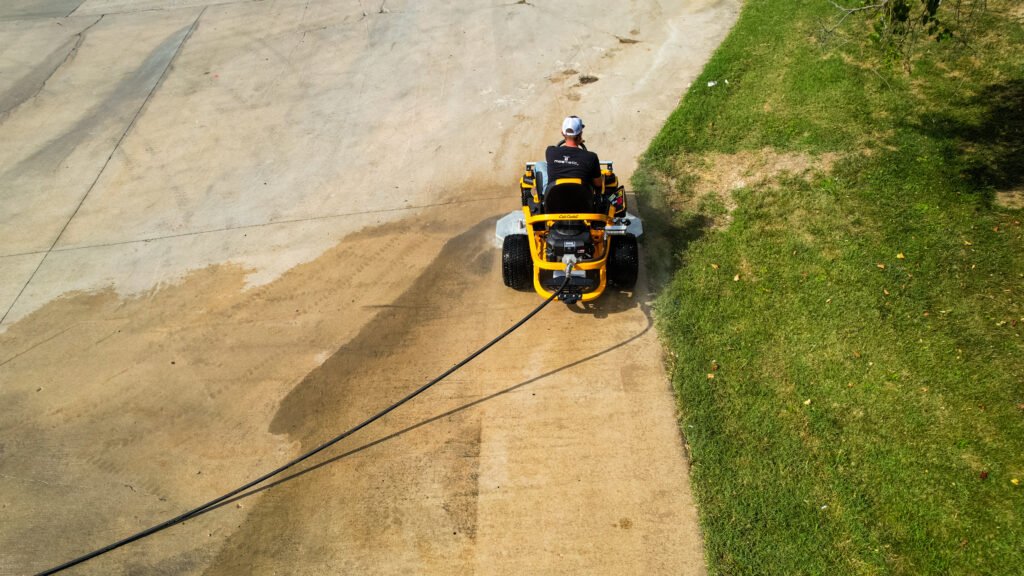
left=803, top=399, right=812, bottom=406
left=980, top=471, right=989, bottom=480
left=1012, top=478, right=1020, bottom=486
left=883, top=288, right=890, bottom=296
left=706, top=373, right=715, bottom=380
left=963, top=240, right=973, bottom=246
left=711, top=360, right=720, bottom=371
left=711, top=263, right=719, bottom=270
left=876, top=263, right=886, bottom=269
left=897, top=252, right=905, bottom=259
left=733, top=274, right=740, bottom=282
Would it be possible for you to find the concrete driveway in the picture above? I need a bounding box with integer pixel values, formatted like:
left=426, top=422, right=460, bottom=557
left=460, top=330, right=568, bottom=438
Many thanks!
left=0, top=0, right=738, bottom=573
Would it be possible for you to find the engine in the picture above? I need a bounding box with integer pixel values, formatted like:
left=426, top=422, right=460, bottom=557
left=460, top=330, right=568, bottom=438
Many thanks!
left=545, top=221, right=594, bottom=261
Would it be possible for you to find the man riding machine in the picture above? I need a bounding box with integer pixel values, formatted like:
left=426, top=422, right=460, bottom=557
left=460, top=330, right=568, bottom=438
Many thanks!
left=495, top=116, right=642, bottom=303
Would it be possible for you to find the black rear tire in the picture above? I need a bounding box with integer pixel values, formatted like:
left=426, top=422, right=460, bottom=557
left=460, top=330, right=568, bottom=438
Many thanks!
left=608, top=234, right=639, bottom=288
left=502, top=234, right=533, bottom=290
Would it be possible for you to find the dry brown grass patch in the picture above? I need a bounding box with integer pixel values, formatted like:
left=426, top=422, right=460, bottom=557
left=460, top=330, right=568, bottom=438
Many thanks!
left=1008, top=2, right=1024, bottom=21
left=994, top=189, right=1024, bottom=210
left=666, top=148, right=839, bottom=225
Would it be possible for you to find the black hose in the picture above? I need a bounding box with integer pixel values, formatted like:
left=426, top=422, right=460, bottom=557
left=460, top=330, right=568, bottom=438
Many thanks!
left=36, top=270, right=572, bottom=575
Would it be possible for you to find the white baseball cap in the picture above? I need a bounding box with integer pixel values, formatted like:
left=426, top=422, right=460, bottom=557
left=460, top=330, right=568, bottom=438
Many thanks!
left=561, top=116, right=584, bottom=136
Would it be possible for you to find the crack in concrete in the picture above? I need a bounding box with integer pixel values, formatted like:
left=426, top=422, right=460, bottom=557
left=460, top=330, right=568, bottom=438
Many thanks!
left=0, top=15, right=102, bottom=124
left=0, top=193, right=509, bottom=261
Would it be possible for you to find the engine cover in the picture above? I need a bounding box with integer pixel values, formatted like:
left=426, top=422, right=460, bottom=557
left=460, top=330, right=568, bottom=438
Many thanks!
left=546, top=222, right=594, bottom=261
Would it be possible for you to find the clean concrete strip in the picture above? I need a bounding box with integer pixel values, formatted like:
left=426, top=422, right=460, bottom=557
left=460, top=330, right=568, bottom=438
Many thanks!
left=0, top=9, right=204, bottom=325
left=0, top=194, right=508, bottom=260
left=0, top=255, right=45, bottom=324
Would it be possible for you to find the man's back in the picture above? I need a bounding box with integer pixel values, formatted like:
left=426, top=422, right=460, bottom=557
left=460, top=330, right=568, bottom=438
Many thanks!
left=545, top=144, right=601, bottom=186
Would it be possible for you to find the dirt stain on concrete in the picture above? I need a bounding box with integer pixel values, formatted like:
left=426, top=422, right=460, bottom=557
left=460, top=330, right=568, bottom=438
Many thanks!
left=204, top=218, right=498, bottom=575
left=0, top=206, right=494, bottom=574
left=2, top=193, right=707, bottom=575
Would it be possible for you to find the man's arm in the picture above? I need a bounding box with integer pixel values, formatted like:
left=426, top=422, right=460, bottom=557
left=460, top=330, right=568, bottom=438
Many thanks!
left=590, top=153, right=603, bottom=189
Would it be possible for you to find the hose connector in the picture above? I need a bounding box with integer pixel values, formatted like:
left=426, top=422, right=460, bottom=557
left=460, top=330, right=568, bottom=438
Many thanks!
left=562, top=254, right=578, bottom=273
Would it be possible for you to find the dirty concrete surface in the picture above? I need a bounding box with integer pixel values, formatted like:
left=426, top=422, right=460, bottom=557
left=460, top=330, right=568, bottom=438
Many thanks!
left=0, top=0, right=739, bottom=573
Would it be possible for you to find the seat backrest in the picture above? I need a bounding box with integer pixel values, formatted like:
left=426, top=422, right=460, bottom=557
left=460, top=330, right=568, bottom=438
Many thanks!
left=543, top=178, right=593, bottom=213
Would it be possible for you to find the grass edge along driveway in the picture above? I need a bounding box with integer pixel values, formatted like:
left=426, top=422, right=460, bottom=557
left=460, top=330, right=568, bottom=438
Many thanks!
left=634, top=1, right=1024, bottom=574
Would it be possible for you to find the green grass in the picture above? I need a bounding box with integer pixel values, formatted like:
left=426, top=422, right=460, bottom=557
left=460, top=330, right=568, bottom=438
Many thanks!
left=635, top=1, right=1024, bottom=574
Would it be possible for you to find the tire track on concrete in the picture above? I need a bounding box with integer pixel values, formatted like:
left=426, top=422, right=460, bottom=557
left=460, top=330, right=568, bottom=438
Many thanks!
left=0, top=8, right=205, bottom=325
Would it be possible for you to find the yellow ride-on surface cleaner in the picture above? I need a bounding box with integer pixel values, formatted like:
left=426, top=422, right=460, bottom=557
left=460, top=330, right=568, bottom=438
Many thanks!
left=495, top=160, right=643, bottom=304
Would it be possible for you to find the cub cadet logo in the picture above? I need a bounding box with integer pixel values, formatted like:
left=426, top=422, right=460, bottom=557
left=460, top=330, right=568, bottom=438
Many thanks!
left=561, top=214, right=580, bottom=218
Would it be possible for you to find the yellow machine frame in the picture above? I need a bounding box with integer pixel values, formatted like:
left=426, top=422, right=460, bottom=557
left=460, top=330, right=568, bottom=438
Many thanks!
left=521, top=175, right=619, bottom=302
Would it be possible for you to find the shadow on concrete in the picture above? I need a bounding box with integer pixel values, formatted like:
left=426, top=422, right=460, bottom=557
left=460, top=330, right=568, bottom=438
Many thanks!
left=633, top=190, right=714, bottom=294
left=200, top=300, right=655, bottom=515
left=565, top=286, right=639, bottom=317
left=0, top=0, right=84, bottom=20
left=36, top=213, right=657, bottom=572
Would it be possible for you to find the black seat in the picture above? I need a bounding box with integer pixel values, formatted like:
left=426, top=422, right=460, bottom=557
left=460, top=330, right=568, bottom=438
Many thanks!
left=542, top=180, right=595, bottom=214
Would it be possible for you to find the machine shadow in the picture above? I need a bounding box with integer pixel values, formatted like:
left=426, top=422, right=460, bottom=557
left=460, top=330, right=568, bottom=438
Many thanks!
left=564, top=285, right=640, bottom=317
left=198, top=301, right=656, bottom=515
